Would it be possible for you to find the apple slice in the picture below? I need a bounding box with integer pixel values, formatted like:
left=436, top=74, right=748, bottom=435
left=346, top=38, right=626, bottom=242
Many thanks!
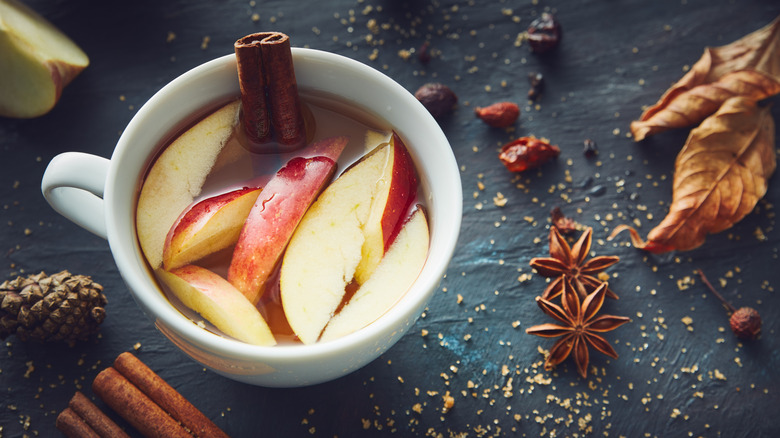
left=354, top=133, right=418, bottom=285
left=157, top=265, right=275, bottom=346
left=162, top=186, right=262, bottom=271
left=280, top=135, right=420, bottom=344
left=0, top=0, right=89, bottom=118
left=227, top=136, right=349, bottom=305
left=137, top=100, right=241, bottom=270
left=321, top=208, right=429, bottom=341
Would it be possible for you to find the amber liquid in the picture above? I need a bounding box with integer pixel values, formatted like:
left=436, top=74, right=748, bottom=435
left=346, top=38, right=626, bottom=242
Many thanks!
left=147, top=92, right=419, bottom=344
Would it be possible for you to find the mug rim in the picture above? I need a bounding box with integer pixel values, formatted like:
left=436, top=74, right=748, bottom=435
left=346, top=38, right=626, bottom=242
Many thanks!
left=103, top=49, right=462, bottom=370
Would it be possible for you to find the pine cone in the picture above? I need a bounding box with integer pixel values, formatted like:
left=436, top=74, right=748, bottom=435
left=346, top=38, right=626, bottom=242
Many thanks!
left=0, top=271, right=107, bottom=344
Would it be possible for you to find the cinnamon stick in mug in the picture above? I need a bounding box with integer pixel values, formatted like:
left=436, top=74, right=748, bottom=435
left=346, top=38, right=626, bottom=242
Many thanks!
left=235, top=31, right=306, bottom=152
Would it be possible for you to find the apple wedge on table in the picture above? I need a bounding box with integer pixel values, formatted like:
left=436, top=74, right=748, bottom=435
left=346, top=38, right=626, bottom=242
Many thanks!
left=157, top=265, right=276, bottom=346
left=228, top=136, right=349, bottom=305
left=162, top=186, right=263, bottom=271
left=280, top=134, right=421, bottom=344
left=0, top=0, right=89, bottom=118
left=320, top=208, right=429, bottom=341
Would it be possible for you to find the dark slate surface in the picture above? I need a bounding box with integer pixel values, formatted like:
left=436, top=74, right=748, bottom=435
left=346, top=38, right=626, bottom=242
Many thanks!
left=1, top=0, right=779, bottom=436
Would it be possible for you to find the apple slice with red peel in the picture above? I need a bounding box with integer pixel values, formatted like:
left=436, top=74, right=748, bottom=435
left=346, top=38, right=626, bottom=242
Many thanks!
left=355, top=133, right=418, bottom=285
left=321, top=208, right=429, bottom=341
left=280, top=134, right=420, bottom=344
left=162, top=186, right=262, bottom=271
left=137, top=100, right=241, bottom=269
left=228, top=136, right=348, bottom=305
left=0, top=0, right=89, bottom=118
left=157, top=265, right=276, bottom=346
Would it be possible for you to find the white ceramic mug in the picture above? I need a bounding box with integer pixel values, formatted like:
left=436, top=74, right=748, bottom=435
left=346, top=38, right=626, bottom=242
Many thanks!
left=41, top=49, right=462, bottom=387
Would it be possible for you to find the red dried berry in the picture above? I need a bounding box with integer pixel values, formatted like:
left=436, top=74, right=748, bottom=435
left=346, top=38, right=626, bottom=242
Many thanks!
left=418, top=41, right=431, bottom=64
left=527, top=12, right=562, bottom=54
left=498, top=136, right=560, bottom=172
left=415, top=83, right=457, bottom=118
left=475, top=102, right=520, bottom=128
left=730, top=307, right=762, bottom=340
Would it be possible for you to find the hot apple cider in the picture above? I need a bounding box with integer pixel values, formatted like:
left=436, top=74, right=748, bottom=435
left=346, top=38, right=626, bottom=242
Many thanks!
left=136, top=87, right=429, bottom=346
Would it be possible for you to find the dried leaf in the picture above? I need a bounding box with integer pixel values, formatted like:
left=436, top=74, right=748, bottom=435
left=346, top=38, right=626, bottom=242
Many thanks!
left=631, top=15, right=780, bottom=141
left=612, top=97, right=776, bottom=253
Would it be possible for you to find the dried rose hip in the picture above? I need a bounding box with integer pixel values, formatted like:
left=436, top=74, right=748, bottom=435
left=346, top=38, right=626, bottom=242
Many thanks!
left=499, top=136, right=560, bottom=172
left=418, top=41, right=431, bottom=64
left=415, top=83, right=457, bottom=118
left=527, top=13, right=561, bottom=54
left=475, top=102, right=520, bottom=128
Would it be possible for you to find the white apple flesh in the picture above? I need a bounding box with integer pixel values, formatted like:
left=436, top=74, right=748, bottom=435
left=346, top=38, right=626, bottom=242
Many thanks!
left=162, top=186, right=263, bottom=271
left=354, top=133, right=418, bottom=285
left=320, top=208, right=429, bottom=341
left=137, top=100, right=241, bottom=270
left=280, top=136, right=420, bottom=344
left=0, top=0, right=89, bottom=118
left=157, top=265, right=276, bottom=346
left=228, top=136, right=348, bottom=305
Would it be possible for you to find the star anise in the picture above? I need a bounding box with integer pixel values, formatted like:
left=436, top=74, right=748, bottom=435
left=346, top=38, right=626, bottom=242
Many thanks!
left=526, top=277, right=630, bottom=378
left=530, top=226, right=620, bottom=300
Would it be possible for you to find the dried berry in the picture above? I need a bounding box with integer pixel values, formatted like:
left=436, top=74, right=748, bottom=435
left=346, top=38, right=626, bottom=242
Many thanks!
left=730, top=307, right=762, bottom=340
left=415, top=83, right=457, bottom=118
left=475, top=102, right=520, bottom=128
left=527, top=12, right=562, bottom=54
left=418, top=41, right=431, bottom=64
left=498, top=136, right=560, bottom=172
left=583, top=139, right=598, bottom=157
left=696, top=269, right=762, bottom=340
left=527, top=72, right=544, bottom=100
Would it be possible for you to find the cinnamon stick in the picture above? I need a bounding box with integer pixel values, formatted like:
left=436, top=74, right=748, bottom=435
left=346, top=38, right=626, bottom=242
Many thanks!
left=235, top=32, right=306, bottom=153
left=93, top=367, right=192, bottom=438
left=56, top=407, right=101, bottom=438
left=68, top=391, right=130, bottom=438
left=113, top=352, right=229, bottom=438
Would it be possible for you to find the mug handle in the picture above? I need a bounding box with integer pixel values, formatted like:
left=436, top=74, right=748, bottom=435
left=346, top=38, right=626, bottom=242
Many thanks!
left=41, top=152, right=110, bottom=239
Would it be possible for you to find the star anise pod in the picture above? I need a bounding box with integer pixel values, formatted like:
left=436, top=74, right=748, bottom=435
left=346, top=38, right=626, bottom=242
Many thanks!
left=530, top=226, right=620, bottom=300
left=526, top=277, right=630, bottom=378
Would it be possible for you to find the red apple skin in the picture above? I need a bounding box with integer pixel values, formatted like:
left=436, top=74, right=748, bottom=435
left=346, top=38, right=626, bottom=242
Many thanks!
left=381, top=133, right=418, bottom=251
left=162, top=186, right=262, bottom=270
left=228, top=136, right=348, bottom=304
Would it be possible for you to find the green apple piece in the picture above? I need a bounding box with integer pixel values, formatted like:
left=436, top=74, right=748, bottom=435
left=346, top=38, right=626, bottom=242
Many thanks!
left=163, top=186, right=263, bottom=271
left=228, top=136, right=348, bottom=305
left=0, top=0, right=89, bottom=118
left=280, top=135, right=420, bottom=344
left=157, top=265, right=276, bottom=346
left=137, top=100, right=241, bottom=270
left=320, top=208, right=429, bottom=342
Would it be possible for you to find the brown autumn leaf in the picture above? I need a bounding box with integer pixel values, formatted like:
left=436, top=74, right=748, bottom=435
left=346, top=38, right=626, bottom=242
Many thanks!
left=631, top=15, right=780, bottom=141
left=611, top=97, right=776, bottom=253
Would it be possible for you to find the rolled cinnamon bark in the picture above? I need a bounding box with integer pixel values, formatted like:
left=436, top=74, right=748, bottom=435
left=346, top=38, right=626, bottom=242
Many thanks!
left=56, top=407, right=101, bottom=438
left=93, top=367, right=191, bottom=438
left=113, top=352, right=229, bottom=438
left=68, top=391, right=130, bottom=438
left=235, top=31, right=306, bottom=153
